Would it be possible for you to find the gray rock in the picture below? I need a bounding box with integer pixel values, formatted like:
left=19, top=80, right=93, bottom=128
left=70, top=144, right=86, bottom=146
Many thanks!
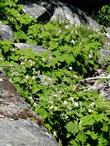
left=22, top=1, right=102, bottom=31
left=85, top=16, right=102, bottom=31
left=99, top=36, right=110, bottom=65
left=0, top=21, right=13, bottom=41
left=105, top=27, right=110, bottom=42
left=0, top=118, right=58, bottom=146
left=0, top=70, right=58, bottom=146
left=23, top=3, right=47, bottom=20
left=51, top=6, right=81, bottom=25
left=103, top=41, right=110, bottom=49
left=100, top=48, right=110, bottom=63
left=14, top=43, right=45, bottom=54
left=106, top=27, right=110, bottom=40
left=51, top=5, right=101, bottom=31
left=90, top=73, right=110, bottom=100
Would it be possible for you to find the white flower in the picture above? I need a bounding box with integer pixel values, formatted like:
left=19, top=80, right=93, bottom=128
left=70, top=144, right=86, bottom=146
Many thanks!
left=53, top=131, right=57, bottom=137
left=69, top=66, right=73, bottom=70
left=65, top=25, right=70, bottom=29
left=20, top=56, right=24, bottom=60
left=70, top=97, right=74, bottom=101
left=71, top=39, right=76, bottom=44
left=32, top=76, right=36, bottom=80
left=29, top=96, right=33, bottom=100
left=64, top=100, right=68, bottom=105
left=73, top=101, right=78, bottom=107
left=89, top=53, right=92, bottom=59
left=65, top=114, right=68, bottom=119
left=50, top=105, right=54, bottom=110
left=88, top=109, right=93, bottom=113
left=42, top=58, right=46, bottom=62
left=20, top=62, right=25, bottom=65
left=25, top=75, right=29, bottom=79
left=12, top=71, right=19, bottom=76
left=28, top=60, right=35, bottom=66
left=88, top=51, right=93, bottom=59
left=49, top=100, right=53, bottom=104
left=41, top=82, right=48, bottom=85
left=89, top=102, right=95, bottom=107
left=10, top=48, right=15, bottom=51
left=57, top=30, right=62, bottom=34
left=53, top=94, right=58, bottom=97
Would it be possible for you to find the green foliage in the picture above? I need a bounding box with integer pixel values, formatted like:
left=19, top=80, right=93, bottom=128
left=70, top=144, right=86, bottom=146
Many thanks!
left=27, top=22, right=103, bottom=76
left=0, top=0, right=110, bottom=146
left=93, top=5, right=110, bottom=27
left=0, top=0, right=35, bottom=42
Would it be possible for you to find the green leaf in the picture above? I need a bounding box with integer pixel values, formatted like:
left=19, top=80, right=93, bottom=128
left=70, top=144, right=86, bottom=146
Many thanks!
left=80, top=115, right=95, bottom=126
left=98, top=135, right=108, bottom=146
left=101, top=125, right=108, bottom=132
left=86, top=131, right=97, bottom=140
left=14, top=30, right=27, bottom=41
left=107, top=65, right=110, bottom=73
left=36, top=108, right=48, bottom=119
left=65, top=121, right=79, bottom=134
left=70, top=140, right=79, bottom=146
left=76, top=133, right=86, bottom=144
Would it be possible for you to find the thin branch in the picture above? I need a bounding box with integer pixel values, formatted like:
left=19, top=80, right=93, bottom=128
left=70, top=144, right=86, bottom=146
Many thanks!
left=80, top=76, right=110, bottom=82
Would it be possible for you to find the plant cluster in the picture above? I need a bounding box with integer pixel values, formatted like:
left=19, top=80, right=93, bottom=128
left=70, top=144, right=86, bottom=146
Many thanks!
left=0, top=0, right=110, bottom=146
left=92, top=5, right=110, bottom=27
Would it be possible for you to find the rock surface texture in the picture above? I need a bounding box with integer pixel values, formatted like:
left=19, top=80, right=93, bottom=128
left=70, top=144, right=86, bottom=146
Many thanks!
left=14, top=43, right=45, bottom=54
left=23, top=0, right=102, bottom=31
left=0, top=21, right=13, bottom=41
left=99, top=28, right=110, bottom=63
left=0, top=70, right=58, bottom=146
left=97, top=28, right=110, bottom=99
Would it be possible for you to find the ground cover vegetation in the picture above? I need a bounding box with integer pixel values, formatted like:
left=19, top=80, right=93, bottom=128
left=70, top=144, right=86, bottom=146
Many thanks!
left=1, top=0, right=110, bottom=146
left=93, top=4, right=110, bottom=27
